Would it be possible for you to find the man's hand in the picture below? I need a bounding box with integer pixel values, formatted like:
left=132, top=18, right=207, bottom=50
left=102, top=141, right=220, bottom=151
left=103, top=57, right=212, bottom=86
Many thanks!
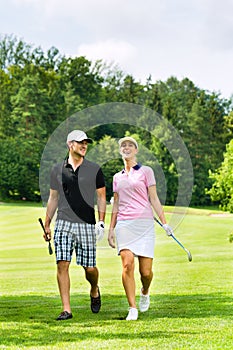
left=95, top=221, right=105, bottom=241
left=44, top=226, right=52, bottom=241
left=162, top=224, right=174, bottom=236
left=38, top=218, right=51, bottom=241
left=108, top=228, right=116, bottom=248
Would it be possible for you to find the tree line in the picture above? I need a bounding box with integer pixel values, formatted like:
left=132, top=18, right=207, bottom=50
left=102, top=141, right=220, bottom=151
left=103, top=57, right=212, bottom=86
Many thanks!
left=0, top=35, right=232, bottom=211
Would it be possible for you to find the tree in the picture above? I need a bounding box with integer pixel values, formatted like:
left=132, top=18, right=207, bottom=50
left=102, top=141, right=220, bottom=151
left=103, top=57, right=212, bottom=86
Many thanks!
left=207, top=139, right=233, bottom=212
left=58, top=56, right=104, bottom=107
left=0, top=66, right=65, bottom=200
left=0, top=69, right=15, bottom=137
left=0, top=34, right=32, bottom=69
left=86, top=135, right=123, bottom=201
left=1, top=34, right=233, bottom=205
left=118, top=75, right=144, bottom=104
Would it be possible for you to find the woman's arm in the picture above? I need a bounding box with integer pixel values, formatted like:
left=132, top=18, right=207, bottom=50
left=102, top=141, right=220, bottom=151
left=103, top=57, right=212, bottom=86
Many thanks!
left=148, top=185, right=167, bottom=224
left=148, top=185, right=174, bottom=236
left=108, top=192, right=119, bottom=248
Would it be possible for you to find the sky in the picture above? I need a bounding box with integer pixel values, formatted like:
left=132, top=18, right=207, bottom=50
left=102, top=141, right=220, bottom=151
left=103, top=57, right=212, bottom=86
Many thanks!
left=1, top=0, right=233, bottom=100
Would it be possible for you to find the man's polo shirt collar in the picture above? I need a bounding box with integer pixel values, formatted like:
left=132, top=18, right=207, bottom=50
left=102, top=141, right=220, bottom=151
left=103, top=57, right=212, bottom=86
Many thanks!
left=64, top=157, right=87, bottom=168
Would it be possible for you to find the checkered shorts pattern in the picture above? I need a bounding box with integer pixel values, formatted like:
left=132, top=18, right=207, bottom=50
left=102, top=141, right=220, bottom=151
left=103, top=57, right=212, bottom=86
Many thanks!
left=54, top=219, right=96, bottom=267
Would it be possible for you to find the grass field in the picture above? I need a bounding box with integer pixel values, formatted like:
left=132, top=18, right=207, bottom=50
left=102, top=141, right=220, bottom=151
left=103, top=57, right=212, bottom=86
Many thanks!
left=0, top=203, right=233, bottom=349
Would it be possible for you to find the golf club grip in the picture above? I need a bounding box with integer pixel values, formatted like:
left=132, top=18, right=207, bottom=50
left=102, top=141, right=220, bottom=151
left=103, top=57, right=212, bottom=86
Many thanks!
left=39, top=218, right=50, bottom=240
left=38, top=218, right=53, bottom=255
left=38, top=218, right=46, bottom=233
left=154, top=216, right=163, bottom=227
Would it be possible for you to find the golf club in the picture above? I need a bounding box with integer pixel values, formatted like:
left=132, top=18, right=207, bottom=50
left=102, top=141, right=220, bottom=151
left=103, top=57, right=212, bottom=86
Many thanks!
left=38, top=218, right=53, bottom=255
left=154, top=216, right=192, bottom=262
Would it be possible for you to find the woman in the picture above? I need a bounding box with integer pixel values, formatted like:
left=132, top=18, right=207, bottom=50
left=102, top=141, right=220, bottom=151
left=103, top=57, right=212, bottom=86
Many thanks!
left=108, top=136, right=173, bottom=321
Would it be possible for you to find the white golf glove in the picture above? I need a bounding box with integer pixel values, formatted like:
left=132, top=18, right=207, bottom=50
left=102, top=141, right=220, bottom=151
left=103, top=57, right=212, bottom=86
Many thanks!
left=162, top=224, right=174, bottom=236
left=95, top=221, right=105, bottom=241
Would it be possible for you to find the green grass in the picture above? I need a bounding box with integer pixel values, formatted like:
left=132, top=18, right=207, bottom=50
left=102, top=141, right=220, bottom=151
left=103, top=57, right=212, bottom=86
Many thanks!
left=0, top=203, right=233, bottom=349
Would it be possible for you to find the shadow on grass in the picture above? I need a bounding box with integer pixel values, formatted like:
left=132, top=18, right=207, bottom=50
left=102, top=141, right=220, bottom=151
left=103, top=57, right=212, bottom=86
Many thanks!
left=0, top=293, right=232, bottom=347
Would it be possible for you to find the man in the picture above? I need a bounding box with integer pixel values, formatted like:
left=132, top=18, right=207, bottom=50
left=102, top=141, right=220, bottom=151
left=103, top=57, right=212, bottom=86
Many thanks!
left=43, top=130, right=106, bottom=320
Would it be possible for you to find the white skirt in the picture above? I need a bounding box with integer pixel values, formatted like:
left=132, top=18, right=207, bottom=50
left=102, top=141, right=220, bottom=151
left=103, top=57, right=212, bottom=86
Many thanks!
left=115, top=219, right=155, bottom=258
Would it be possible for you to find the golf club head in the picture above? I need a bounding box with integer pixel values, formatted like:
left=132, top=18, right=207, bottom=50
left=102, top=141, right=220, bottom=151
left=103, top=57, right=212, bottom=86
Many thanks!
left=187, top=250, right=192, bottom=262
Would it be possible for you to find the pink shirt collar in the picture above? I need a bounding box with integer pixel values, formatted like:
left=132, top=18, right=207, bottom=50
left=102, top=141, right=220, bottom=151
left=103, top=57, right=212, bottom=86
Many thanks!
left=121, top=163, right=142, bottom=173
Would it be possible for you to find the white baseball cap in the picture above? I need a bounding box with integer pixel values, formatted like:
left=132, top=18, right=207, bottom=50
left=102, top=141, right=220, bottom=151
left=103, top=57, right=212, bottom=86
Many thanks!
left=67, top=130, right=93, bottom=144
left=118, top=136, right=138, bottom=149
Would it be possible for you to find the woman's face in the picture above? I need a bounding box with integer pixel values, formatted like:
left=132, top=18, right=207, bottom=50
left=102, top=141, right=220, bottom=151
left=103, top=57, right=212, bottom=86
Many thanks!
left=120, top=141, right=138, bottom=159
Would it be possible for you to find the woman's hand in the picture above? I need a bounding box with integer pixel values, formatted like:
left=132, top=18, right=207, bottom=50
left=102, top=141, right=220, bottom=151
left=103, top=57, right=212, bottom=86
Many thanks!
left=108, top=228, right=116, bottom=248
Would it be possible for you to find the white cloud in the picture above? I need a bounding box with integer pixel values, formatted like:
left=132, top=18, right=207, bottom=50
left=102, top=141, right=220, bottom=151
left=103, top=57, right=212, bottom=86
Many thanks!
left=12, top=0, right=39, bottom=3
left=2, top=0, right=233, bottom=98
left=202, top=0, right=233, bottom=51
left=77, top=39, right=137, bottom=67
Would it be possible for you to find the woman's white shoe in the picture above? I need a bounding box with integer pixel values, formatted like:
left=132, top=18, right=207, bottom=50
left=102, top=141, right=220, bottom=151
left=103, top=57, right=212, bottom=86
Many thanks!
left=126, top=307, right=138, bottom=321
left=139, top=290, right=150, bottom=312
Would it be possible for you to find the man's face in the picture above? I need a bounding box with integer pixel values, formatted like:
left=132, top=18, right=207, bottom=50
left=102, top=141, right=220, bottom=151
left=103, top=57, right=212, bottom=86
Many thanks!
left=71, top=140, right=88, bottom=157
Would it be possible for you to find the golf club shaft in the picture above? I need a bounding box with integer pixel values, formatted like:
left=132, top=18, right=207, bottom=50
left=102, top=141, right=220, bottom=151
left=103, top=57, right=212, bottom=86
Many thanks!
left=170, top=232, right=188, bottom=251
left=154, top=216, right=192, bottom=261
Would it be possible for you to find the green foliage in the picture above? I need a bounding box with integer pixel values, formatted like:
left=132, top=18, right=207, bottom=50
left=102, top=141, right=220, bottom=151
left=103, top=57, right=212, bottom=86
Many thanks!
left=207, top=139, right=233, bottom=212
left=59, top=56, right=104, bottom=107
left=0, top=137, right=41, bottom=201
left=87, top=135, right=123, bottom=201
left=0, top=35, right=233, bottom=206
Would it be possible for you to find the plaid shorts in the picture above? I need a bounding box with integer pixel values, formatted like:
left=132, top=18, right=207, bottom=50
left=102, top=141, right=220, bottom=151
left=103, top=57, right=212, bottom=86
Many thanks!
left=54, top=219, right=96, bottom=267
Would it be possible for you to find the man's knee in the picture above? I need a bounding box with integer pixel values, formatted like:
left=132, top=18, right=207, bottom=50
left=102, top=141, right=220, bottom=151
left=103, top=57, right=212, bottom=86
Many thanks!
left=84, top=266, right=98, bottom=275
left=57, top=261, right=70, bottom=273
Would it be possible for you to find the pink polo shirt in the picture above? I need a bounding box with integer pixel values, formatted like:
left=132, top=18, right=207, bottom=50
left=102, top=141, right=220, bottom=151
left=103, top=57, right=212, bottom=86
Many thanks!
left=113, top=164, right=156, bottom=220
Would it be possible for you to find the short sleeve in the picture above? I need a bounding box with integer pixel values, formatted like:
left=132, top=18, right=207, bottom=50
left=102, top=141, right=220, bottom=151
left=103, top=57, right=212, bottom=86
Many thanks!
left=113, top=174, right=117, bottom=193
left=96, top=168, right=105, bottom=189
left=50, top=165, right=59, bottom=190
left=143, top=166, right=156, bottom=187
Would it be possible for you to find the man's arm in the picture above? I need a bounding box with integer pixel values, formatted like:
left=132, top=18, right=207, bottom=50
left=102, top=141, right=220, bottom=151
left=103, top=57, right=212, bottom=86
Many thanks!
left=96, top=187, right=106, bottom=222
left=43, top=189, right=59, bottom=241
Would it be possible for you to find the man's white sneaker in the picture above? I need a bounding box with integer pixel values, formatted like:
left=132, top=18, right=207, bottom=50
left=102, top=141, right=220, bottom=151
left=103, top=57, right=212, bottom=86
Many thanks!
left=139, top=290, right=150, bottom=312
left=126, top=307, right=138, bottom=321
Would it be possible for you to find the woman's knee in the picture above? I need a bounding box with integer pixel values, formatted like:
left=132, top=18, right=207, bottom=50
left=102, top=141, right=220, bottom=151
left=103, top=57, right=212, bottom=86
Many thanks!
left=122, top=260, right=135, bottom=273
left=120, top=250, right=135, bottom=273
left=140, top=267, right=153, bottom=279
